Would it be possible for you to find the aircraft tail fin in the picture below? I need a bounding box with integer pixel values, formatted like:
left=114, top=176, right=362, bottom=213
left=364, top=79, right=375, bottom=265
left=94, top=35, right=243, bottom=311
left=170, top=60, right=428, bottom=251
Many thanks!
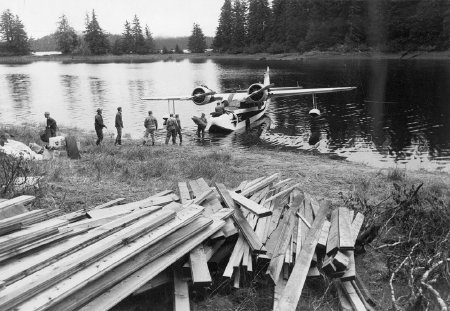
left=264, top=66, right=270, bottom=86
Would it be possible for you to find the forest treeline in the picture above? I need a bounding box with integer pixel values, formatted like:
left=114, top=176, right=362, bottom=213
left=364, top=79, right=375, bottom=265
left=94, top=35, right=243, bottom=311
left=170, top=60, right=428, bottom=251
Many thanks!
left=0, top=9, right=209, bottom=56
left=1, top=0, right=450, bottom=56
left=214, top=0, right=450, bottom=53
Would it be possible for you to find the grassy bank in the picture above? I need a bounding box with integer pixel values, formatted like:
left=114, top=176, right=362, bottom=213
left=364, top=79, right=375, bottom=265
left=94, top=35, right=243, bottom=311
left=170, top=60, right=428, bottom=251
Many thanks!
left=1, top=124, right=449, bottom=310
left=1, top=50, right=450, bottom=64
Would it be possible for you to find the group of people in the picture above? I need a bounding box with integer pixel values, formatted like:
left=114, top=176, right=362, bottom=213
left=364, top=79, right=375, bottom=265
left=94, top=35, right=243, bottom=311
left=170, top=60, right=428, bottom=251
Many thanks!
left=43, top=108, right=208, bottom=147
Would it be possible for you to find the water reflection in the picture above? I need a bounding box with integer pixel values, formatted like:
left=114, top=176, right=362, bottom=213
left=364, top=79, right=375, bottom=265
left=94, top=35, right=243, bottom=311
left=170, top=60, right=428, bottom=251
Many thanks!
left=5, top=74, right=31, bottom=108
left=0, top=59, right=449, bottom=172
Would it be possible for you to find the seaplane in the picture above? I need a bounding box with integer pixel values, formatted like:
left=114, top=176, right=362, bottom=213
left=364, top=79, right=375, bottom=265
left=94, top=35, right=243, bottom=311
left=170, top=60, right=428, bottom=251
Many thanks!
left=141, top=67, right=356, bottom=132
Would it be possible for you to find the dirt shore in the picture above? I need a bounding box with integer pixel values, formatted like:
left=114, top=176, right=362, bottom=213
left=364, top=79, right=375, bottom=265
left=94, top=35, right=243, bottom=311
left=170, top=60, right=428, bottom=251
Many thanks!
left=1, top=50, right=450, bottom=64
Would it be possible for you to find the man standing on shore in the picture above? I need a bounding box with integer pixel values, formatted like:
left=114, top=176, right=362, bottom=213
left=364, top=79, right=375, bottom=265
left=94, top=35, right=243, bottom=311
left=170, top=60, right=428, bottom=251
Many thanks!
left=197, top=113, right=207, bottom=142
left=143, top=111, right=158, bottom=146
left=115, top=107, right=123, bottom=146
left=165, top=114, right=178, bottom=145
left=175, top=114, right=182, bottom=145
left=95, top=108, right=107, bottom=146
left=44, top=112, right=57, bottom=139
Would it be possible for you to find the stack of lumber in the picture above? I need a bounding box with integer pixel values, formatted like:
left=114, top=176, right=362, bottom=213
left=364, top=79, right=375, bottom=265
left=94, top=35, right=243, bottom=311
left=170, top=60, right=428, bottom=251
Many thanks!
left=0, top=176, right=375, bottom=311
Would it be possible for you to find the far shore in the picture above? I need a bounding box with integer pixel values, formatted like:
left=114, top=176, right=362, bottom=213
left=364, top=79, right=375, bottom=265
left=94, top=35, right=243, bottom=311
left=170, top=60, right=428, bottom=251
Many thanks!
left=1, top=50, right=450, bottom=64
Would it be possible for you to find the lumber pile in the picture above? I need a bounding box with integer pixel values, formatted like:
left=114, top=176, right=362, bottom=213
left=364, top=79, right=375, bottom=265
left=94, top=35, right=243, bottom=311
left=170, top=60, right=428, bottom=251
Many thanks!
left=0, top=176, right=375, bottom=311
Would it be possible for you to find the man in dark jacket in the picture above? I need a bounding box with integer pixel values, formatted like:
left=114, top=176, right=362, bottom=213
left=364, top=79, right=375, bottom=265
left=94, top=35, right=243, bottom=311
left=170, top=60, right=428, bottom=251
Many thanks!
left=196, top=113, right=207, bottom=142
left=95, top=108, right=107, bottom=146
left=44, top=112, right=57, bottom=138
left=115, top=107, right=123, bottom=146
left=165, top=114, right=178, bottom=145
left=175, top=114, right=182, bottom=145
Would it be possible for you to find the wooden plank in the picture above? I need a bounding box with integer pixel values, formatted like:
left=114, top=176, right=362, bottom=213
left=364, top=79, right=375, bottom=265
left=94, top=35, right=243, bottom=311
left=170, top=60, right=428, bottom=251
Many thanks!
left=229, top=191, right=272, bottom=217
left=341, top=212, right=364, bottom=282
left=196, top=178, right=222, bottom=213
left=222, top=218, right=238, bottom=237
left=92, top=198, right=125, bottom=210
left=233, top=266, right=241, bottom=288
left=266, top=204, right=297, bottom=284
left=174, top=269, right=190, bottom=311
left=317, top=220, right=331, bottom=253
left=133, top=270, right=171, bottom=295
left=0, top=229, right=86, bottom=264
left=272, top=178, right=292, bottom=191
left=0, top=207, right=161, bottom=286
left=73, top=220, right=224, bottom=311
left=265, top=183, right=301, bottom=203
left=0, top=195, right=34, bottom=214
left=308, top=194, right=321, bottom=217
left=178, top=182, right=191, bottom=203
left=86, top=195, right=172, bottom=218
left=17, top=209, right=207, bottom=311
left=335, top=280, right=353, bottom=311
left=240, top=173, right=279, bottom=197
left=274, top=200, right=331, bottom=311
left=223, top=235, right=245, bottom=278
left=333, top=251, right=350, bottom=271
left=273, top=269, right=287, bottom=310
left=241, top=242, right=250, bottom=267
left=189, top=244, right=212, bottom=283
left=235, top=180, right=248, bottom=192
left=0, top=209, right=45, bottom=229
left=215, top=183, right=266, bottom=254
left=247, top=248, right=253, bottom=272
left=0, top=221, right=63, bottom=253
left=188, top=180, right=202, bottom=198
left=0, top=210, right=176, bottom=310
left=352, top=280, right=376, bottom=311
left=338, top=207, right=354, bottom=251
left=326, top=209, right=339, bottom=256
left=341, top=281, right=366, bottom=311
left=0, top=223, right=21, bottom=236
left=0, top=202, right=28, bottom=221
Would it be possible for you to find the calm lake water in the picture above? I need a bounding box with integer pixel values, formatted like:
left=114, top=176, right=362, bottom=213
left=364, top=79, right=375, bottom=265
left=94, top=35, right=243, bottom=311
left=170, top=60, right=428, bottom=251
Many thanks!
left=1, top=58, right=449, bottom=172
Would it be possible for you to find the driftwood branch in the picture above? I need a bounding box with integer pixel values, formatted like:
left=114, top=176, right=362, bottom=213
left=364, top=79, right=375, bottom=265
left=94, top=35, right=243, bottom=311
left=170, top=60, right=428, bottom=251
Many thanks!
left=390, top=243, right=419, bottom=311
left=420, top=259, right=450, bottom=311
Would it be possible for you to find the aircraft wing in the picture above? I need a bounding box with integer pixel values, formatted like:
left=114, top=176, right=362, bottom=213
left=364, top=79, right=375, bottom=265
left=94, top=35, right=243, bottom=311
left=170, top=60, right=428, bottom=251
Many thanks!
left=141, top=96, right=194, bottom=101
left=269, top=86, right=356, bottom=98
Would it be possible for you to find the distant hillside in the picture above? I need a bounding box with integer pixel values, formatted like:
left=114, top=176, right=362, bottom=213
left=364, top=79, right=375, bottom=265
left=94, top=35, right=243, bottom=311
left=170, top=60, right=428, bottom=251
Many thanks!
left=31, top=34, right=214, bottom=52
left=31, top=34, right=57, bottom=52
left=153, top=36, right=213, bottom=50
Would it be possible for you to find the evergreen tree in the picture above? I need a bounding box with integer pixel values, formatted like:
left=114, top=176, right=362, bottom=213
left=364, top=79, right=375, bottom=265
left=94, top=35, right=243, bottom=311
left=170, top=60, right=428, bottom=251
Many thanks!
left=144, top=24, right=155, bottom=53
left=84, top=10, right=109, bottom=55
left=162, top=46, right=169, bottom=54
left=132, top=15, right=146, bottom=54
left=174, top=44, right=182, bottom=53
left=188, top=23, right=207, bottom=53
left=286, top=0, right=309, bottom=51
left=345, top=0, right=366, bottom=46
left=55, top=14, right=78, bottom=54
left=213, top=0, right=233, bottom=51
left=0, top=10, right=30, bottom=55
left=247, top=0, right=271, bottom=49
left=122, top=20, right=133, bottom=53
left=231, top=0, right=247, bottom=51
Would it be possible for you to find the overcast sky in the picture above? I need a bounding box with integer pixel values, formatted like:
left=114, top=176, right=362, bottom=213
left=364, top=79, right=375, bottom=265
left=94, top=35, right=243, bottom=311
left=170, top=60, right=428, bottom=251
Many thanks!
left=0, top=0, right=224, bottom=38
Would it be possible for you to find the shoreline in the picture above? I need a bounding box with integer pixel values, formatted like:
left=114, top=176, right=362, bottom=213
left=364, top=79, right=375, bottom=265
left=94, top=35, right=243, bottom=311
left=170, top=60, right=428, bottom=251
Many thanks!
left=1, top=50, right=450, bottom=64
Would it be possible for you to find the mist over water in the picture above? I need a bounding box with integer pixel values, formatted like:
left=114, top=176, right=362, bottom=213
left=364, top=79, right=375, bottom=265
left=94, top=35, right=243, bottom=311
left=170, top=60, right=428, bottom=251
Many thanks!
left=0, top=58, right=449, bottom=172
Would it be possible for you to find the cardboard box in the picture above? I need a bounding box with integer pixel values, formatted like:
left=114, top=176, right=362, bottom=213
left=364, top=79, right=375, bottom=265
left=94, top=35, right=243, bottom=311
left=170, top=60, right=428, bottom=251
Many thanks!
left=49, top=136, right=66, bottom=149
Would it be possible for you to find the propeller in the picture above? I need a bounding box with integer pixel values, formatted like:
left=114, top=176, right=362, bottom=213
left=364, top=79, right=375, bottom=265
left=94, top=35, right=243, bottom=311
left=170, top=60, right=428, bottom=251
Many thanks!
left=189, top=90, right=216, bottom=100
left=245, top=83, right=274, bottom=101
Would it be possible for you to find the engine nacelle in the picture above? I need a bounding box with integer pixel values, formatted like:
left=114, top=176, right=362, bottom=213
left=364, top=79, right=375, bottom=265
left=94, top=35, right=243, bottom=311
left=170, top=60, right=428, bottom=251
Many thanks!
left=246, top=83, right=268, bottom=103
left=191, top=86, right=215, bottom=105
